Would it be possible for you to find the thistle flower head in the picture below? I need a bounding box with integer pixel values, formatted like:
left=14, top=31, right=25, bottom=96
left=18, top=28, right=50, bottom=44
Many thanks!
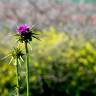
left=1, top=47, right=24, bottom=65
left=11, top=48, right=24, bottom=59
left=16, top=24, right=40, bottom=43
left=9, top=48, right=24, bottom=65
left=16, top=24, right=29, bottom=34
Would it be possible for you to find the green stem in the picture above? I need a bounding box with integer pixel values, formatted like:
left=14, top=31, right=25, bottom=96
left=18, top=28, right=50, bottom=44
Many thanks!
left=25, top=41, right=29, bottom=96
left=16, top=58, right=20, bottom=96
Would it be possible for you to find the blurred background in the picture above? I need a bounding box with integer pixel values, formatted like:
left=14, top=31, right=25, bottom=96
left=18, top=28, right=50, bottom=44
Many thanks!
left=0, top=0, right=96, bottom=96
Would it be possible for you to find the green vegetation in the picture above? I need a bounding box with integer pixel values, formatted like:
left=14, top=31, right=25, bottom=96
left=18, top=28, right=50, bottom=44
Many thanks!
left=0, top=27, right=96, bottom=96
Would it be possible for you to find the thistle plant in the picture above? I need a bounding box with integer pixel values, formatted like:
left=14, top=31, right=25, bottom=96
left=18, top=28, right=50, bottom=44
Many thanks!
left=16, top=24, right=39, bottom=96
left=2, top=47, right=24, bottom=96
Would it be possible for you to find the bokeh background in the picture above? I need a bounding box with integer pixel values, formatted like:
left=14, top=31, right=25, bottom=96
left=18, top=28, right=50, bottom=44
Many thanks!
left=0, top=0, right=96, bottom=96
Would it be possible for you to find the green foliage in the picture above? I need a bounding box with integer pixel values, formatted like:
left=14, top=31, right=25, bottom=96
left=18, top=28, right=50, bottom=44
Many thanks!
left=1, top=27, right=96, bottom=95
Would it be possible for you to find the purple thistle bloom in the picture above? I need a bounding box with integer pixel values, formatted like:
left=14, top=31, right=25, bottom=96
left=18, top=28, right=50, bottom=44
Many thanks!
left=16, top=24, right=40, bottom=43
left=16, top=24, right=29, bottom=34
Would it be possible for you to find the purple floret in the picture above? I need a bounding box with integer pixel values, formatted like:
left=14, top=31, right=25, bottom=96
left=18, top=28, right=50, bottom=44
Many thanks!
left=16, top=24, right=29, bottom=34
